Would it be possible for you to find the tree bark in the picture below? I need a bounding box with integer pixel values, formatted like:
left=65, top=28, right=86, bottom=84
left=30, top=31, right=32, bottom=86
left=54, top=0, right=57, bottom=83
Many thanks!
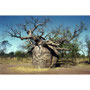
left=32, top=45, right=58, bottom=68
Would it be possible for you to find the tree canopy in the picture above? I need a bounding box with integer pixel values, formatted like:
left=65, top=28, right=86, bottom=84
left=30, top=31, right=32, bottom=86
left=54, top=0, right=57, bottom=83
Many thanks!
left=5, top=17, right=87, bottom=56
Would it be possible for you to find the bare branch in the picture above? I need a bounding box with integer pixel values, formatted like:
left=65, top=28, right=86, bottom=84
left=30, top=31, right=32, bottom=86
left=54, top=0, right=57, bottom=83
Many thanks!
left=69, top=22, right=87, bottom=41
left=31, top=18, right=49, bottom=33
left=6, top=25, right=35, bottom=40
left=16, top=24, right=28, bottom=34
left=56, top=48, right=70, bottom=51
left=46, top=40, right=59, bottom=46
left=38, top=28, right=44, bottom=37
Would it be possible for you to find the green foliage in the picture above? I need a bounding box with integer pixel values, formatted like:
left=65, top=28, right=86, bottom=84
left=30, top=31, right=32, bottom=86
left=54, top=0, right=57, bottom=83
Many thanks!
left=86, top=36, right=90, bottom=63
left=9, top=52, right=14, bottom=58
left=0, top=40, right=11, bottom=53
left=15, top=51, right=25, bottom=57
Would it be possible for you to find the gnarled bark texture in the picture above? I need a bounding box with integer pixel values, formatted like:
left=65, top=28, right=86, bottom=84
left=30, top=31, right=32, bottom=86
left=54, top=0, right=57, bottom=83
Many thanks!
left=32, top=45, right=58, bottom=68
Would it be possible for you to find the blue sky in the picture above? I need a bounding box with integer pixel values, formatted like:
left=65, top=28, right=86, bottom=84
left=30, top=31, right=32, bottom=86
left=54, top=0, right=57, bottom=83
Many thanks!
left=0, top=16, right=90, bottom=54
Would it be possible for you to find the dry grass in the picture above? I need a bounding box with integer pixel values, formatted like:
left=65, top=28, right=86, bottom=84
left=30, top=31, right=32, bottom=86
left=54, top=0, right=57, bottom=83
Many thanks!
left=0, top=57, right=90, bottom=74
left=9, top=66, right=49, bottom=73
left=0, top=57, right=32, bottom=64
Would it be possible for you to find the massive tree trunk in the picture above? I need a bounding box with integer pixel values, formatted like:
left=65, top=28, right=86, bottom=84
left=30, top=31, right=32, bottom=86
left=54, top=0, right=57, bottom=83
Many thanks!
left=32, top=45, right=58, bottom=68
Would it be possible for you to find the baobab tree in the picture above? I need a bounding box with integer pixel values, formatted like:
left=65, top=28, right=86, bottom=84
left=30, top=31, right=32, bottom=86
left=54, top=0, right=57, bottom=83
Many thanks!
left=5, top=17, right=87, bottom=68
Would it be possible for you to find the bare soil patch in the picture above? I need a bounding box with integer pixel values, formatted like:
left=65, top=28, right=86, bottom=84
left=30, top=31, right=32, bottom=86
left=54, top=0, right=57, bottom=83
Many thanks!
left=0, top=63, right=90, bottom=74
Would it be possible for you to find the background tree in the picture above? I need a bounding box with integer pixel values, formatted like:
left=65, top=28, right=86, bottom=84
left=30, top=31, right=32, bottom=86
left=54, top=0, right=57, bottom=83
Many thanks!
left=15, top=51, right=26, bottom=60
left=86, top=36, right=90, bottom=64
left=0, top=40, right=11, bottom=57
left=5, top=17, right=87, bottom=68
left=9, top=52, right=14, bottom=58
